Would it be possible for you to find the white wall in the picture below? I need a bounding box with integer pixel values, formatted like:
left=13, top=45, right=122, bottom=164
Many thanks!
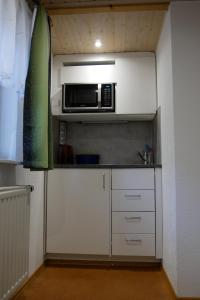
left=0, top=164, right=16, bottom=186
left=157, top=1, right=200, bottom=297
left=16, top=166, right=44, bottom=277
left=171, top=2, right=200, bottom=297
left=156, top=10, right=178, bottom=292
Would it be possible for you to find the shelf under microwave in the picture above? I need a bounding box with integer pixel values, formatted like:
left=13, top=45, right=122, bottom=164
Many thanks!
left=62, top=107, right=115, bottom=113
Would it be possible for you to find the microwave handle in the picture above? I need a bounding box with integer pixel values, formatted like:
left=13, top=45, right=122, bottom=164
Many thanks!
left=97, top=84, right=101, bottom=108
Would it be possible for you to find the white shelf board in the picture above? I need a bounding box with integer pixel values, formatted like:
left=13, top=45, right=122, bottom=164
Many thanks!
left=0, top=160, right=18, bottom=165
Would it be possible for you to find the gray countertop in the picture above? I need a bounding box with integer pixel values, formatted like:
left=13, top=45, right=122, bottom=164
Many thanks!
left=54, top=164, right=162, bottom=169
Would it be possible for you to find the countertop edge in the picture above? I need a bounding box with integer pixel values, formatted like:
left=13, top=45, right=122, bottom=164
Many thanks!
left=54, top=164, right=162, bottom=169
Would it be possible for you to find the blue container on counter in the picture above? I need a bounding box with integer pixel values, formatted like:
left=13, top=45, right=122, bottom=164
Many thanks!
left=76, top=154, right=100, bottom=164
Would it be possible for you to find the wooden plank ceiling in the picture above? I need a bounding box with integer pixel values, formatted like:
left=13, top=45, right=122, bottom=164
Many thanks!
left=42, top=1, right=168, bottom=55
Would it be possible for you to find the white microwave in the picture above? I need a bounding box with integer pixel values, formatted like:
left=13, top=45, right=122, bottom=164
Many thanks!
left=62, top=83, right=115, bottom=113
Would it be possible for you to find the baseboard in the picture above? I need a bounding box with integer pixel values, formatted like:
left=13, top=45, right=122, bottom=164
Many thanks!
left=11, top=264, right=44, bottom=299
left=161, top=267, right=177, bottom=299
left=177, top=298, right=200, bottom=300
left=45, top=257, right=161, bottom=270
left=162, top=267, right=200, bottom=300
left=46, top=253, right=161, bottom=263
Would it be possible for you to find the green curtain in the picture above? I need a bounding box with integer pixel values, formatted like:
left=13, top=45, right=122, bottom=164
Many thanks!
left=23, top=5, right=53, bottom=170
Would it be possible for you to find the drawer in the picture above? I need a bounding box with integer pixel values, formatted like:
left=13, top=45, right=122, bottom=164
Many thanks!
left=112, top=234, right=155, bottom=256
left=112, top=169, right=154, bottom=190
left=112, top=190, right=155, bottom=211
left=112, top=212, right=155, bottom=234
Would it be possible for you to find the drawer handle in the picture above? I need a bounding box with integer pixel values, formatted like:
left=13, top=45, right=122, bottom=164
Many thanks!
left=125, top=216, right=141, bottom=221
left=102, top=174, right=106, bottom=190
left=125, top=238, right=142, bottom=244
left=124, top=194, right=141, bottom=199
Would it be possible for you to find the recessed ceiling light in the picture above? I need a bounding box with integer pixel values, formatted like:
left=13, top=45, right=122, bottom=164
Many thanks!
left=95, top=39, right=102, bottom=48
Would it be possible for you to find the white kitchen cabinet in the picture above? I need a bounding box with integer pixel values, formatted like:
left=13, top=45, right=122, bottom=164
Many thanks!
left=115, top=53, right=156, bottom=115
left=46, top=169, right=110, bottom=255
left=46, top=167, right=162, bottom=260
left=112, top=212, right=155, bottom=234
left=111, top=168, right=156, bottom=257
left=112, top=234, right=155, bottom=256
left=61, top=62, right=116, bottom=84
left=51, top=53, right=156, bottom=119
left=112, top=168, right=154, bottom=190
left=112, top=190, right=155, bottom=212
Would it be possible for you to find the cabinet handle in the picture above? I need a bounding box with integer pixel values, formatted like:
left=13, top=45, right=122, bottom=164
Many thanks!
left=125, top=239, right=142, bottom=244
left=97, top=84, right=101, bottom=108
left=124, top=194, right=141, bottom=199
left=102, top=174, right=106, bottom=190
left=125, top=216, right=141, bottom=221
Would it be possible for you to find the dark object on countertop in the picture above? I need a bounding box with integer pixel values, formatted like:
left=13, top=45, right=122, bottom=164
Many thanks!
left=138, top=152, right=146, bottom=163
left=58, top=144, right=74, bottom=164
left=76, top=154, right=100, bottom=164
left=137, top=144, right=154, bottom=165
left=138, top=150, right=153, bottom=165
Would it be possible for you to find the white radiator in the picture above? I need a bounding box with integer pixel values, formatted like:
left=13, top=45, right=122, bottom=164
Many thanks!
left=0, top=186, right=32, bottom=300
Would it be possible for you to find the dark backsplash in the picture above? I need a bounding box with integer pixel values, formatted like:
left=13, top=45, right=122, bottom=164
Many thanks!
left=53, top=120, right=154, bottom=165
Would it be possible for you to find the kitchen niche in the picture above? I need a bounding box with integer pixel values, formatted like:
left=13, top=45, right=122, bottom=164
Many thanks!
left=53, top=118, right=157, bottom=165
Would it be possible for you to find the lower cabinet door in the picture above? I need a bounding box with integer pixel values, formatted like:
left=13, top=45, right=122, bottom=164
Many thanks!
left=112, top=234, right=155, bottom=256
left=47, top=169, right=110, bottom=255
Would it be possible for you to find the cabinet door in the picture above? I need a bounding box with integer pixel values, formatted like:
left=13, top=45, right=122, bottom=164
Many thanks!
left=47, top=169, right=110, bottom=255
left=116, top=54, right=156, bottom=115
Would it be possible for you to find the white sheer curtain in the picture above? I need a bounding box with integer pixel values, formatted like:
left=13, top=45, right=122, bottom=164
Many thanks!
left=0, top=0, right=18, bottom=87
left=0, top=0, right=33, bottom=161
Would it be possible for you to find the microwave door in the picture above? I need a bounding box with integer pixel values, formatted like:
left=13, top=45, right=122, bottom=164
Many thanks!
left=62, top=83, right=115, bottom=113
left=68, top=84, right=98, bottom=110
left=79, top=85, right=98, bottom=108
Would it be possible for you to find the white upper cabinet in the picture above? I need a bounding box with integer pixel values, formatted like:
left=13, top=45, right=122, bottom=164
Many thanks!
left=115, top=54, right=156, bottom=115
left=51, top=52, right=156, bottom=119
left=61, top=63, right=116, bottom=84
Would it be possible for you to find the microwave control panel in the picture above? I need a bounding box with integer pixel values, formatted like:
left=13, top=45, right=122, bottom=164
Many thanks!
left=101, top=84, right=113, bottom=107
